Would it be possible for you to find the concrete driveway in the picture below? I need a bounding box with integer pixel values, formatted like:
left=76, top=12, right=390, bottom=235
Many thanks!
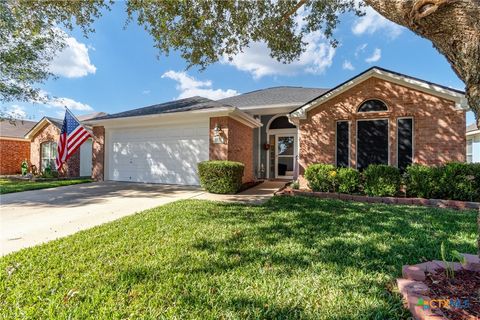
left=0, top=181, right=203, bottom=256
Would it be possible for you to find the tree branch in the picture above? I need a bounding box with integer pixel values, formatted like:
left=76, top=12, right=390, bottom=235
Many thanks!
left=282, top=0, right=307, bottom=21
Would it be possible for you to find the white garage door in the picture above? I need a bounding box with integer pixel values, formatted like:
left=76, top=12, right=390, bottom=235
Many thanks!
left=108, top=120, right=209, bottom=185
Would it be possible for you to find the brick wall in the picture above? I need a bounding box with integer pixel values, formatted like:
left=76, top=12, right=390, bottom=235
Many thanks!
left=0, top=138, right=30, bottom=174
left=209, top=117, right=254, bottom=183
left=92, top=126, right=105, bottom=181
left=30, top=122, right=80, bottom=176
left=298, top=76, right=466, bottom=177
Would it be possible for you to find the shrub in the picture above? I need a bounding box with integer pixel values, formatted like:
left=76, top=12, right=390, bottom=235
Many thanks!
left=363, top=165, right=401, bottom=197
left=198, top=161, right=244, bottom=194
left=438, top=162, right=480, bottom=202
left=336, top=167, right=360, bottom=194
left=304, top=164, right=337, bottom=192
left=404, top=164, right=440, bottom=198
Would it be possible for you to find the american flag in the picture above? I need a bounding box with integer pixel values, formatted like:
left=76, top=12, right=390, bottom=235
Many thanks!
left=55, top=109, right=91, bottom=170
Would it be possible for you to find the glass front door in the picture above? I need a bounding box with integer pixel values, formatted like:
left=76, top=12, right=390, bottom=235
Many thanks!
left=275, top=135, right=296, bottom=179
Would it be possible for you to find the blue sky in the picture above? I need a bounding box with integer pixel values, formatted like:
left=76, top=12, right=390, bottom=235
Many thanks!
left=2, top=2, right=475, bottom=125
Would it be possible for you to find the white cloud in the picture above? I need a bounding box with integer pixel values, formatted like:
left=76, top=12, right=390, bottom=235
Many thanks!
left=48, top=97, right=93, bottom=111
left=162, top=71, right=238, bottom=100
left=365, top=48, right=382, bottom=63
left=49, top=35, right=96, bottom=78
left=352, top=6, right=403, bottom=39
left=222, top=31, right=335, bottom=79
left=355, top=43, right=368, bottom=57
left=142, top=89, right=151, bottom=95
left=342, top=60, right=355, bottom=71
left=4, top=104, right=27, bottom=119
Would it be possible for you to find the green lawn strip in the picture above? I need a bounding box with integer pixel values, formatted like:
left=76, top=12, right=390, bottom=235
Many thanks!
left=0, top=178, right=93, bottom=194
left=0, top=197, right=476, bottom=319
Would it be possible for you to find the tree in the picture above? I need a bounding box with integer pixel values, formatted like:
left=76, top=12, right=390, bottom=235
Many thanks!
left=1, top=0, right=479, bottom=125
left=0, top=0, right=108, bottom=104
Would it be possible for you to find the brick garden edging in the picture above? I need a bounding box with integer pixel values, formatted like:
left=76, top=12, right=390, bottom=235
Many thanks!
left=277, top=188, right=480, bottom=211
left=398, top=254, right=480, bottom=320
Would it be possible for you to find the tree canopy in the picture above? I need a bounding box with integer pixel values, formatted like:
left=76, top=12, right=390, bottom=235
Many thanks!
left=1, top=0, right=478, bottom=123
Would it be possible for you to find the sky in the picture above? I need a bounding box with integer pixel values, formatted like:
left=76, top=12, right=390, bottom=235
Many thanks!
left=2, top=2, right=475, bottom=126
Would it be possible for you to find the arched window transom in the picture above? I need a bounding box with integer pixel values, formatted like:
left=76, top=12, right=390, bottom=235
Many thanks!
left=269, top=116, right=296, bottom=129
left=357, top=99, right=388, bottom=112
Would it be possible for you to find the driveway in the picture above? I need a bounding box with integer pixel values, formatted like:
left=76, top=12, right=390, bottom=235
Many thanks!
left=0, top=181, right=203, bottom=256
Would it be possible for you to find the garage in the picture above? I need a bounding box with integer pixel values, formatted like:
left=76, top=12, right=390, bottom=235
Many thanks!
left=107, top=120, right=209, bottom=185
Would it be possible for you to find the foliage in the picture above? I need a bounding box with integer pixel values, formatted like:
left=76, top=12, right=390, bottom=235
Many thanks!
left=20, top=159, right=28, bottom=176
left=198, top=160, right=244, bottom=194
left=336, top=167, right=360, bottom=194
left=0, top=197, right=476, bottom=319
left=0, top=0, right=109, bottom=104
left=0, top=178, right=92, bottom=194
left=363, top=165, right=401, bottom=197
left=290, top=180, right=300, bottom=189
left=41, top=165, right=58, bottom=178
left=405, top=163, right=480, bottom=201
left=304, top=163, right=337, bottom=192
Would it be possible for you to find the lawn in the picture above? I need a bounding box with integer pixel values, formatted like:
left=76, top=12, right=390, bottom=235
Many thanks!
left=0, top=178, right=92, bottom=194
left=0, top=197, right=476, bottom=319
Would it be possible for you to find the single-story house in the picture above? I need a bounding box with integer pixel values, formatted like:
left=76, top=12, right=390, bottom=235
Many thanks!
left=0, top=120, right=37, bottom=174
left=24, top=112, right=107, bottom=176
left=467, top=123, right=480, bottom=163
left=86, top=67, right=468, bottom=186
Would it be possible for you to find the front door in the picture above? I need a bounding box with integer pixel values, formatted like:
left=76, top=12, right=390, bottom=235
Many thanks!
left=275, top=135, right=296, bottom=179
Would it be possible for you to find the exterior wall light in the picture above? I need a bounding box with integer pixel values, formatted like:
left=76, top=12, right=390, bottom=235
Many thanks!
left=213, top=123, right=225, bottom=144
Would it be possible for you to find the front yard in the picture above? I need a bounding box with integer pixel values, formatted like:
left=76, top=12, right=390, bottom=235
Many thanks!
left=0, top=197, right=476, bottom=319
left=0, top=178, right=92, bottom=194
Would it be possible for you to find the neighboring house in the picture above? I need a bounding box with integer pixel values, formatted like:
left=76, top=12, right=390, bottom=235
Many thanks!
left=86, top=67, right=468, bottom=186
left=0, top=120, right=37, bottom=175
left=467, top=123, right=480, bottom=163
left=24, top=112, right=107, bottom=176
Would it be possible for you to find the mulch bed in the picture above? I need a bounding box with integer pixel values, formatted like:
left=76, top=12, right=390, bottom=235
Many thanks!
left=424, top=268, right=480, bottom=319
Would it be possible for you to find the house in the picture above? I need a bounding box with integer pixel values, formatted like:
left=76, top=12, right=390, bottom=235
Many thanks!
left=86, top=67, right=468, bottom=186
left=467, top=123, right=480, bottom=163
left=24, top=112, right=107, bottom=176
left=0, top=120, right=37, bottom=174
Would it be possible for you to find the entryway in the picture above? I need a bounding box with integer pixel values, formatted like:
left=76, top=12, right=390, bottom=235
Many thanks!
left=275, top=134, right=296, bottom=179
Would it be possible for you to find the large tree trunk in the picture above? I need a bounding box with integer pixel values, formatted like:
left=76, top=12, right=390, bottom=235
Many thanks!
left=364, top=0, right=480, bottom=126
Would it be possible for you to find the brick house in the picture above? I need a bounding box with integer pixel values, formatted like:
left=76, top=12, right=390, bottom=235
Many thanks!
left=85, top=67, right=468, bottom=186
left=0, top=120, right=36, bottom=175
left=24, top=113, right=107, bottom=176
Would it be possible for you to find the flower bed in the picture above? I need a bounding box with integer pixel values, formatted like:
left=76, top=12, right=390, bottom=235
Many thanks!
left=277, top=188, right=480, bottom=210
left=398, top=254, right=480, bottom=320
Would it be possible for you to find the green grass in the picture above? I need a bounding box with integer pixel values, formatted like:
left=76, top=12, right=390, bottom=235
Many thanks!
left=0, top=197, right=476, bottom=319
left=0, top=178, right=92, bottom=194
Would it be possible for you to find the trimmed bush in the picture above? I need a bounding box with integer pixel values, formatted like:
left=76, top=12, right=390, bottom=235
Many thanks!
left=304, top=164, right=337, bottom=192
left=405, top=162, right=480, bottom=201
left=337, top=167, right=360, bottom=194
left=198, top=161, right=244, bottom=194
left=404, top=164, right=440, bottom=198
left=363, top=165, right=401, bottom=197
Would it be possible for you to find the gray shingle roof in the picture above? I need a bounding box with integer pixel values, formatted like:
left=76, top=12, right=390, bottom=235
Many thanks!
left=77, top=112, right=108, bottom=121
left=467, top=123, right=478, bottom=132
left=218, top=86, right=329, bottom=108
left=93, top=96, right=232, bottom=121
left=0, top=119, right=37, bottom=139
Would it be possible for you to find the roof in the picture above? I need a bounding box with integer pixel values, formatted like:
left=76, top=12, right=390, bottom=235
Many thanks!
left=77, top=112, right=108, bottom=121
left=0, top=119, right=37, bottom=139
left=290, top=66, right=468, bottom=119
left=93, top=96, right=232, bottom=121
left=218, top=86, right=328, bottom=109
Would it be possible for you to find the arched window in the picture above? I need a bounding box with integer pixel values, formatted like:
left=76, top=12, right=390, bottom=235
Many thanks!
left=41, top=141, right=57, bottom=171
left=357, top=99, right=388, bottom=112
left=269, top=116, right=296, bottom=129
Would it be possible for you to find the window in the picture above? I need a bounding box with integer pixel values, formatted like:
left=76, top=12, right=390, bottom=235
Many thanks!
left=336, top=121, right=349, bottom=167
left=41, top=141, right=57, bottom=171
left=357, top=99, right=388, bottom=112
left=357, top=119, right=389, bottom=170
left=397, top=118, right=413, bottom=171
left=269, top=116, right=296, bottom=129
left=467, top=139, right=473, bottom=163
